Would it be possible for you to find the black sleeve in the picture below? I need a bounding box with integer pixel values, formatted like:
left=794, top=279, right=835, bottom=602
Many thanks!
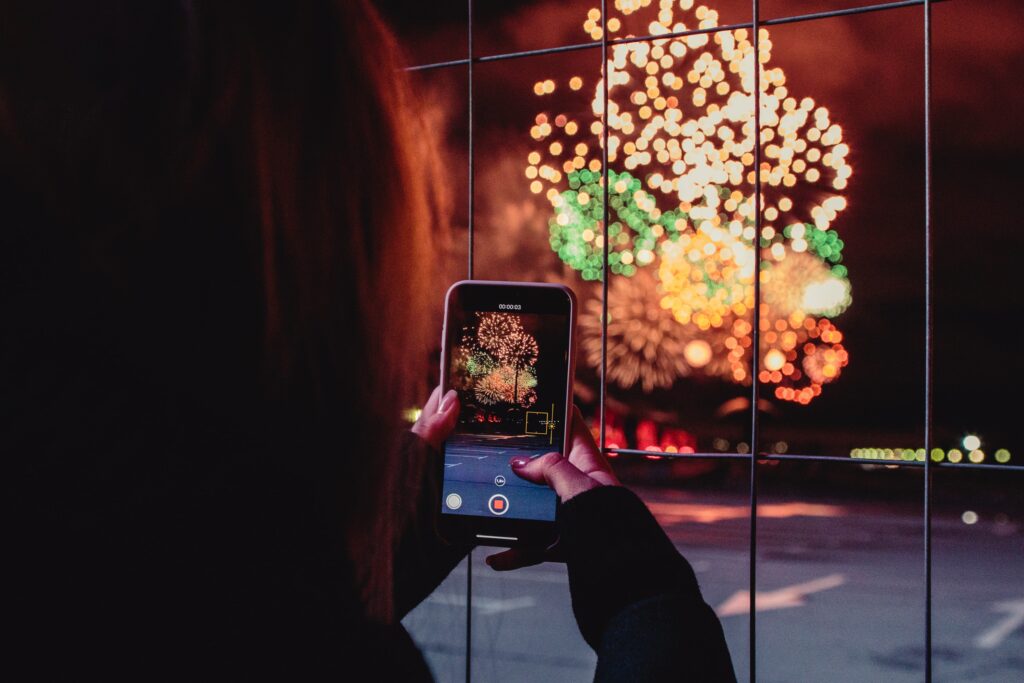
left=392, top=431, right=470, bottom=619
left=558, top=486, right=737, bottom=682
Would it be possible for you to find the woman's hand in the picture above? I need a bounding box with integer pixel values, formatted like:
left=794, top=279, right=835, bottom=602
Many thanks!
left=411, top=386, right=459, bottom=449
left=509, top=405, right=619, bottom=500
left=486, top=405, right=619, bottom=571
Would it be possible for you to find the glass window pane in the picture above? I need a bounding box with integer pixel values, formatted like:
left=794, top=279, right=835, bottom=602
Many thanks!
left=933, top=469, right=1024, bottom=682
left=601, top=24, right=759, bottom=452
left=756, top=6, right=925, bottom=459
left=758, top=461, right=926, bottom=681
left=933, top=0, right=1023, bottom=467
left=632, top=457, right=754, bottom=679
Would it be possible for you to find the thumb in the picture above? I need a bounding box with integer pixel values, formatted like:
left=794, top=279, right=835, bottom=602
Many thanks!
left=411, top=390, right=459, bottom=450
left=510, top=452, right=599, bottom=503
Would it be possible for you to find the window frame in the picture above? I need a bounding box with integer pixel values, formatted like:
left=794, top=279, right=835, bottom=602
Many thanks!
left=404, top=2, right=1024, bottom=680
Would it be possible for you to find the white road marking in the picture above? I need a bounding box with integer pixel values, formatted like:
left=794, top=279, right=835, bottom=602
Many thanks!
left=716, top=574, right=846, bottom=617
left=974, top=597, right=1024, bottom=649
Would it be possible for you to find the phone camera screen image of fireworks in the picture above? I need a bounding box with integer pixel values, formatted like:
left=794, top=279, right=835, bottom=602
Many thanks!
left=442, top=298, right=570, bottom=523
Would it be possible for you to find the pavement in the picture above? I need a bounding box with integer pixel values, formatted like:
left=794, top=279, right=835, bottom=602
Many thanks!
left=403, top=480, right=1024, bottom=682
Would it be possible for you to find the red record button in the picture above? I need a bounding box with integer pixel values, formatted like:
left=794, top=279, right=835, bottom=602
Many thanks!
left=487, top=494, right=510, bottom=516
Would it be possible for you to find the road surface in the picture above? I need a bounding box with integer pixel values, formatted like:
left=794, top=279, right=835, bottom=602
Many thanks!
left=403, top=482, right=1024, bottom=682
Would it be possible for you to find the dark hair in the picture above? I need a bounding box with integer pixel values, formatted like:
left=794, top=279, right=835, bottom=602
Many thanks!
left=0, top=0, right=444, bottom=622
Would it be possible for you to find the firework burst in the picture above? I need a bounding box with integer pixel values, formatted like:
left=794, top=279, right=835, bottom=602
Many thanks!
left=762, top=249, right=851, bottom=318
left=475, top=365, right=539, bottom=407
left=580, top=270, right=690, bottom=391
left=455, top=313, right=541, bottom=407
left=477, top=313, right=540, bottom=369
left=526, top=0, right=855, bottom=403
left=657, top=222, right=756, bottom=329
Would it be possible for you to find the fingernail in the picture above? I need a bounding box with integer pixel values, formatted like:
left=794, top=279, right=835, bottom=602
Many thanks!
left=510, top=457, right=528, bottom=469
left=438, top=389, right=457, bottom=414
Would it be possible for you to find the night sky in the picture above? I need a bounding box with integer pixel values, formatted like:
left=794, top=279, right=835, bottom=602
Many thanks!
left=377, top=0, right=1024, bottom=456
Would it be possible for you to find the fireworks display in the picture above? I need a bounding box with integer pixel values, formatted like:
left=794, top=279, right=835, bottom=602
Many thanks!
left=658, top=223, right=755, bottom=330
left=581, top=270, right=687, bottom=392
left=455, top=313, right=540, bottom=408
left=527, top=0, right=854, bottom=403
left=579, top=269, right=739, bottom=391
left=475, top=365, right=539, bottom=407
left=762, top=249, right=851, bottom=318
left=477, top=313, right=540, bottom=371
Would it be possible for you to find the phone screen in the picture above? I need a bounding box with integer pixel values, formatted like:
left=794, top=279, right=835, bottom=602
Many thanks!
left=441, top=286, right=571, bottom=523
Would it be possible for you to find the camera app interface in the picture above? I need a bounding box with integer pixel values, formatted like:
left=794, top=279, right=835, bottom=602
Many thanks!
left=441, top=297, right=568, bottom=522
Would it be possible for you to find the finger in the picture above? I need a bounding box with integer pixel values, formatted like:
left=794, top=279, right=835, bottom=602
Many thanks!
left=485, top=547, right=546, bottom=572
left=510, top=451, right=599, bottom=502
left=411, top=386, right=443, bottom=435
left=566, top=405, right=620, bottom=485
left=411, top=389, right=459, bottom=450
left=420, top=385, right=444, bottom=418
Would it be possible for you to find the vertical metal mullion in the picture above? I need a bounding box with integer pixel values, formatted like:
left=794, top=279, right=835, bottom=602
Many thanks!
left=467, top=0, right=476, bottom=281
left=465, top=4, right=474, bottom=682
left=923, top=0, right=934, bottom=680
left=465, top=546, right=472, bottom=683
left=749, top=2, right=762, bottom=681
left=599, top=0, right=610, bottom=452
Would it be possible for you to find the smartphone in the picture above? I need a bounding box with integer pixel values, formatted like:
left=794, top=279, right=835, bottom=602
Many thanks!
left=437, top=280, right=577, bottom=547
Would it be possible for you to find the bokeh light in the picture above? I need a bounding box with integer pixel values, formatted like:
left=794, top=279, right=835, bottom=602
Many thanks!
left=578, top=269, right=732, bottom=391
left=526, top=0, right=855, bottom=403
left=849, top=444, right=1011, bottom=465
